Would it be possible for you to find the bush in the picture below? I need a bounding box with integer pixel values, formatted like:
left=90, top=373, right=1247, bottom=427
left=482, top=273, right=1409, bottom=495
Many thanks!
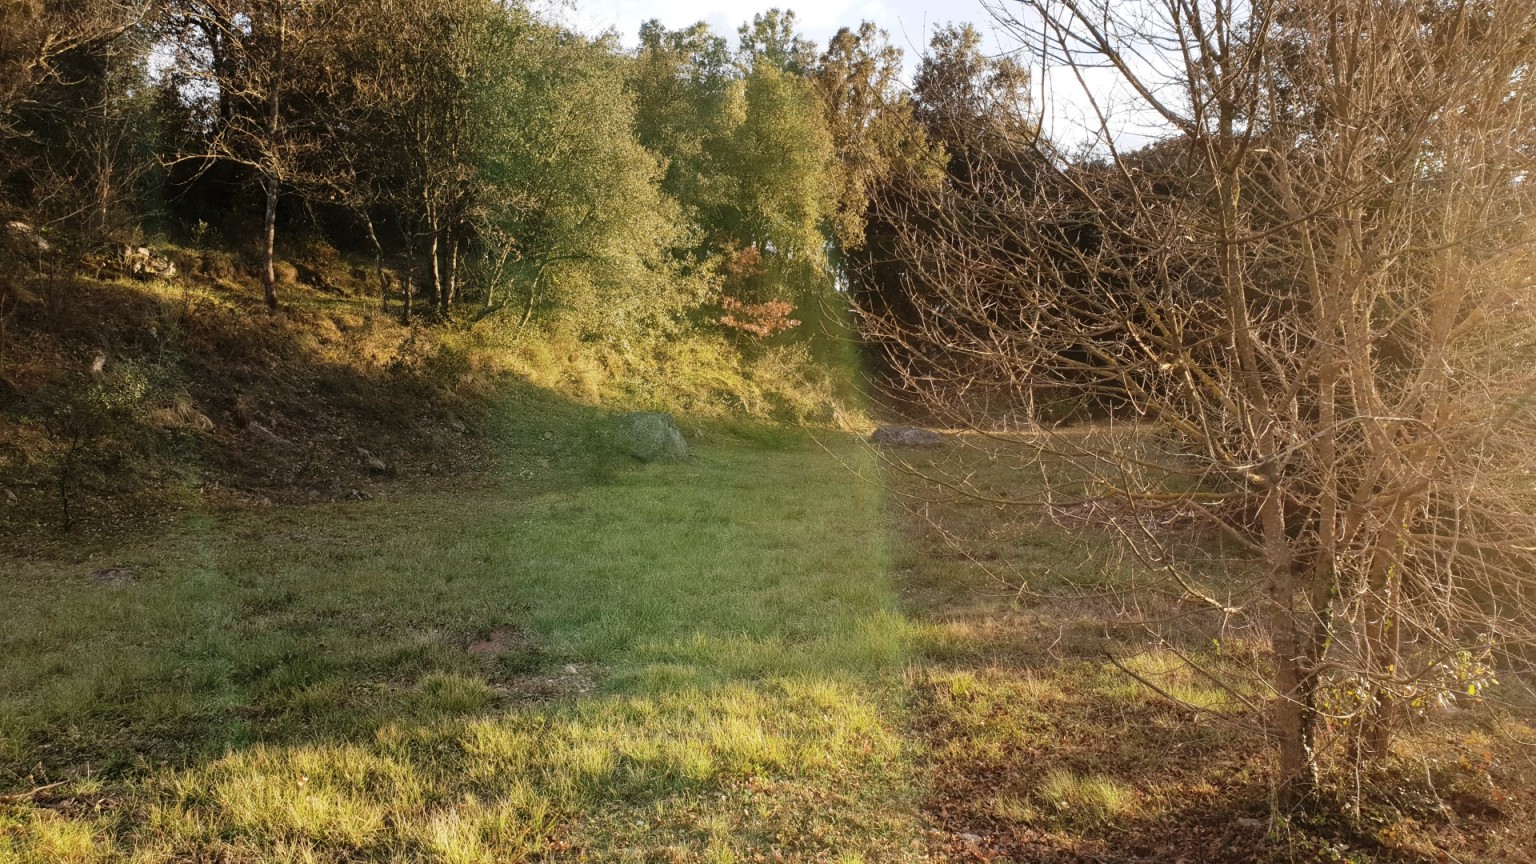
left=33, top=359, right=166, bottom=530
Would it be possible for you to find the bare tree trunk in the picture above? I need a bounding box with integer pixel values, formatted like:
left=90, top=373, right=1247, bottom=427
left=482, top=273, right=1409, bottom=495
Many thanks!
left=445, top=232, right=458, bottom=315
left=402, top=267, right=413, bottom=325
left=402, top=232, right=415, bottom=325
left=1262, top=481, right=1316, bottom=807
left=260, top=3, right=285, bottom=313
left=518, top=261, right=547, bottom=330
left=363, top=211, right=389, bottom=312
left=429, top=228, right=442, bottom=315
left=262, top=172, right=279, bottom=311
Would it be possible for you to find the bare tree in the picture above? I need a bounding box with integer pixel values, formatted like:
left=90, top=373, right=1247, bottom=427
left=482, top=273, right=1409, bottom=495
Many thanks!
left=163, top=0, right=340, bottom=310
left=0, top=0, right=144, bottom=143
left=859, top=0, right=1536, bottom=804
left=1, top=1, right=151, bottom=241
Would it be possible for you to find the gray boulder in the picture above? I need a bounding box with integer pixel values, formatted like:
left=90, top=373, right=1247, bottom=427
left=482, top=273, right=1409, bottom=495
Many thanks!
left=611, top=412, right=689, bottom=463
left=3, top=220, right=51, bottom=254
left=869, top=425, right=948, bottom=448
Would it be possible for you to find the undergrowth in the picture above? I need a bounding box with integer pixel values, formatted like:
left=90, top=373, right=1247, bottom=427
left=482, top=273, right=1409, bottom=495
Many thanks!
left=0, top=241, right=859, bottom=549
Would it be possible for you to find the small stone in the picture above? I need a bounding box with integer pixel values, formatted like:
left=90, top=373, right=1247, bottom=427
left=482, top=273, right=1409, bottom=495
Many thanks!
left=3, top=220, right=50, bottom=254
left=958, top=832, right=982, bottom=844
left=357, top=447, right=388, bottom=473
left=117, top=244, right=177, bottom=280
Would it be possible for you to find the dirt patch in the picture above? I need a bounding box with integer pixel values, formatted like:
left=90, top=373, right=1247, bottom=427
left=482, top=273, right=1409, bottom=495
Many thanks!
left=496, top=664, right=598, bottom=702
left=466, top=627, right=531, bottom=657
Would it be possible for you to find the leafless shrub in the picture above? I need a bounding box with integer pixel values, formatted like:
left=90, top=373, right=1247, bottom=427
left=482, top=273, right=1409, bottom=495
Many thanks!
left=857, top=0, right=1536, bottom=804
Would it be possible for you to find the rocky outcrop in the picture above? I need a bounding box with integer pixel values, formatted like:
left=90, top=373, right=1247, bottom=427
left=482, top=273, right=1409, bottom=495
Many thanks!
left=117, top=245, right=178, bottom=281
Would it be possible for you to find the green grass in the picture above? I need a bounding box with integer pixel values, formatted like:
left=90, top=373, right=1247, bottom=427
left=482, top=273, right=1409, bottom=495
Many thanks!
left=1036, top=769, right=1136, bottom=826
left=0, top=408, right=925, bottom=862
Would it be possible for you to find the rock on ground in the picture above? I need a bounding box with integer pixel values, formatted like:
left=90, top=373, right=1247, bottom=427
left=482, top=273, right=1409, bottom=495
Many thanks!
left=3, top=220, right=51, bottom=254
left=118, top=245, right=178, bottom=281
left=869, top=426, right=948, bottom=448
left=611, top=412, right=689, bottom=463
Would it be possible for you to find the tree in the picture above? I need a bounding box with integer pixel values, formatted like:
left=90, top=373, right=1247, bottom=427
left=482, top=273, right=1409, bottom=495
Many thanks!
left=163, top=0, right=340, bottom=310
left=630, top=14, right=839, bottom=332
left=0, top=0, right=143, bottom=144
left=812, top=22, right=925, bottom=255
left=911, top=23, right=1032, bottom=150
left=848, top=22, right=1043, bottom=419
left=716, top=63, right=835, bottom=294
left=472, top=23, right=691, bottom=335
left=323, top=0, right=491, bottom=322
left=736, top=8, right=817, bottom=75
left=859, top=0, right=1536, bottom=805
left=629, top=18, right=734, bottom=264
left=1, top=1, right=151, bottom=236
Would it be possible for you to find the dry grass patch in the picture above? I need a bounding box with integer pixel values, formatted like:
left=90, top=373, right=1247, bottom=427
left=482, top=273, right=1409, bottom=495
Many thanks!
left=889, top=433, right=1536, bottom=863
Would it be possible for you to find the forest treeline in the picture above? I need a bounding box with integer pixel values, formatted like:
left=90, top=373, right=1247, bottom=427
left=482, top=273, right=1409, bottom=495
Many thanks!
left=0, top=0, right=1047, bottom=353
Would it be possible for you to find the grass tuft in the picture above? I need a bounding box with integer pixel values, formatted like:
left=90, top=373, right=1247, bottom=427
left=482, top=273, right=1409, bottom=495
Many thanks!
left=1036, top=769, right=1136, bottom=826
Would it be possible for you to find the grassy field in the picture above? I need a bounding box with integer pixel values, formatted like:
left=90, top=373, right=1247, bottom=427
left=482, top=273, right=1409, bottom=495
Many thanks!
left=0, top=399, right=925, bottom=863
left=5, top=402, right=1534, bottom=863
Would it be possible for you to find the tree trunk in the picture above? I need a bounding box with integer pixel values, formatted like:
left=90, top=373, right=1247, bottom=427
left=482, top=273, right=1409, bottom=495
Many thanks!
left=363, top=212, right=389, bottom=312
left=1269, top=543, right=1316, bottom=806
left=262, top=173, right=279, bottom=311
left=402, top=233, right=415, bottom=326
left=260, top=5, right=284, bottom=313
left=403, top=267, right=413, bottom=325
left=1360, top=501, right=1409, bottom=758
left=445, top=233, right=458, bottom=315
left=518, top=261, right=547, bottom=329
left=430, top=229, right=442, bottom=315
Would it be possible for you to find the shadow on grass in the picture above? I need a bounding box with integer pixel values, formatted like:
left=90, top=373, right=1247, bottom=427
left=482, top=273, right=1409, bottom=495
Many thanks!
left=0, top=405, right=929, bottom=862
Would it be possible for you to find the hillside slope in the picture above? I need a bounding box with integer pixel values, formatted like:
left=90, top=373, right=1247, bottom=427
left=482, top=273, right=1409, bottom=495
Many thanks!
left=0, top=242, right=852, bottom=552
